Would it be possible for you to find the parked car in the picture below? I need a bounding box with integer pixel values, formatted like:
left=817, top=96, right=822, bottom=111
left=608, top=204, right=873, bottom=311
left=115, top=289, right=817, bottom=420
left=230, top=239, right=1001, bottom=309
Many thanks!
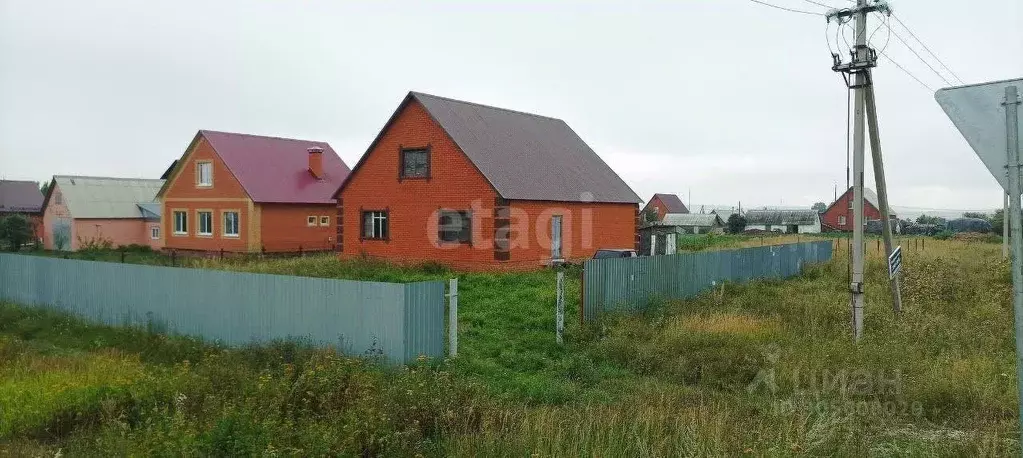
left=593, top=249, right=638, bottom=259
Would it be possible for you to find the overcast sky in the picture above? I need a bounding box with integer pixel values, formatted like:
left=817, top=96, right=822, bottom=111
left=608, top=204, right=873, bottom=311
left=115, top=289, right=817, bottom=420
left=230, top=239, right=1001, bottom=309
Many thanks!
left=1, top=0, right=1020, bottom=212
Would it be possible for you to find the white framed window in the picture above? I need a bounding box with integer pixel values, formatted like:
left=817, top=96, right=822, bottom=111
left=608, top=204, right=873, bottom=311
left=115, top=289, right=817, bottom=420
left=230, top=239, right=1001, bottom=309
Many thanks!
left=320, top=216, right=330, bottom=226
left=362, top=211, right=388, bottom=240
left=151, top=226, right=160, bottom=239
left=173, top=211, right=188, bottom=235
left=196, top=161, right=213, bottom=187
left=55, top=192, right=62, bottom=205
left=838, top=215, right=847, bottom=226
left=223, top=211, right=240, bottom=237
left=198, top=211, right=213, bottom=236
left=307, top=215, right=317, bottom=227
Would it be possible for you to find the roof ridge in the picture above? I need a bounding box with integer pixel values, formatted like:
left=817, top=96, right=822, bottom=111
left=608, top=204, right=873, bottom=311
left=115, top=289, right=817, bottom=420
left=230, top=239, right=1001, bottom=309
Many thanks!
left=411, top=91, right=565, bottom=123
left=200, top=129, right=329, bottom=145
left=55, top=175, right=164, bottom=182
left=0, top=179, right=40, bottom=184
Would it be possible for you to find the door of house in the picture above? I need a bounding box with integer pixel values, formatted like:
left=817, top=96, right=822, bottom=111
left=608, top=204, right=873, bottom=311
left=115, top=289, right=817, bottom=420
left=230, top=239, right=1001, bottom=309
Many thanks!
left=52, top=218, right=71, bottom=251
left=551, top=215, right=563, bottom=260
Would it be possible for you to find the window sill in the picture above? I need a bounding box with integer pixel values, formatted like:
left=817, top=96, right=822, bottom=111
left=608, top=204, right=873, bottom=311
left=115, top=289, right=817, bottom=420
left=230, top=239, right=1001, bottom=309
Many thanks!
left=172, top=232, right=188, bottom=237
left=197, top=233, right=214, bottom=238
left=223, top=234, right=240, bottom=239
left=196, top=184, right=213, bottom=188
left=399, top=176, right=430, bottom=181
left=361, top=238, right=389, bottom=242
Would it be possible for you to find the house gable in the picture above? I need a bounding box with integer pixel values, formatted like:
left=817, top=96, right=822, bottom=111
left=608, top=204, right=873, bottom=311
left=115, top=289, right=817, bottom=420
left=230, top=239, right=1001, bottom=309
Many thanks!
left=159, top=133, right=250, bottom=200
left=338, top=97, right=499, bottom=265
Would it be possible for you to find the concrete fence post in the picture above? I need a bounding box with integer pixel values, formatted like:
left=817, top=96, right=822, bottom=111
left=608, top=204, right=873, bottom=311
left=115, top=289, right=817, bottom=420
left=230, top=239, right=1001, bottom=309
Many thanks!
left=448, top=277, right=458, bottom=358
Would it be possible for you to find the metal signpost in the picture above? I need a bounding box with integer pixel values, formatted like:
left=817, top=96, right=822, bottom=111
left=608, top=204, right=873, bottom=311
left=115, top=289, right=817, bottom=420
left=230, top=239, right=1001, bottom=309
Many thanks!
left=936, top=77, right=1023, bottom=451
left=887, top=245, right=902, bottom=280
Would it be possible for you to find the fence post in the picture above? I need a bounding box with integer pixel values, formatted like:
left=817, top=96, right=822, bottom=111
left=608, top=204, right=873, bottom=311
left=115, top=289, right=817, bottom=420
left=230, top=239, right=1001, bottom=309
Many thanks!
left=922, top=238, right=925, bottom=251
left=579, top=267, right=586, bottom=326
left=120, top=249, right=125, bottom=263
left=220, top=248, right=224, bottom=260
left=299, top=245, right=303, bottom=257
left=448, top=278, right=458, bottom=358
left=171, top=250, right=176, bottom=266
left=556, top=271, right=565, bottom=345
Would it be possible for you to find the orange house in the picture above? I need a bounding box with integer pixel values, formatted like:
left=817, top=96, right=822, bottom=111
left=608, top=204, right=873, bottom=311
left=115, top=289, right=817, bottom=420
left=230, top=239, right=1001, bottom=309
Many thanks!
left=336, top=92, right=641, bottom=270
left=157, top=130, right=350, bottom=253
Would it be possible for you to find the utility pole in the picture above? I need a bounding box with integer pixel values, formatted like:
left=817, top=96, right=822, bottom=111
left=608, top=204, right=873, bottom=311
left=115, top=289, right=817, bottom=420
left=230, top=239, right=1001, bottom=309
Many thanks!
left=865, top=85, right=904, bottom=314
left=827, top=0, right=900, bottom=339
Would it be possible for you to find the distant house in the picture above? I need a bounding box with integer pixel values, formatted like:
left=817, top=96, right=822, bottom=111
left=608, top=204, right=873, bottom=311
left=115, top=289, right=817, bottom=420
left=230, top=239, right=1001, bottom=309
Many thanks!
left=639, top=213, right=725, bottom=255
left=335, top=92, right=642, bottom=270
left=641, top=193, right=689, bottom=221
left=744, top=209, right=821, bottom=234
left=0, top=180, right=45, bottom=241
left=820, top=187, right=898, bottom=232
left=157, top=130, right=350, bottom=253
left=41, top=176, right=164, bottom=251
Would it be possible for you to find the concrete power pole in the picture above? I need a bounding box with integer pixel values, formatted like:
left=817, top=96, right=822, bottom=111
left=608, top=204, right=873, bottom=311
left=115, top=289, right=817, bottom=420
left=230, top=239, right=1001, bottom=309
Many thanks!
left=828, top=0, right=902, bottom=340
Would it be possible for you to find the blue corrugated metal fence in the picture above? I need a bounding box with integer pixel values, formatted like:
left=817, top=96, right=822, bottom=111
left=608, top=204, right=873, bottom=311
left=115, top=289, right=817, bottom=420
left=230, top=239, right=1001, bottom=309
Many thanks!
left=0, top=254, right=445, bottom=363
left=582, top=241, right=833, bottom=320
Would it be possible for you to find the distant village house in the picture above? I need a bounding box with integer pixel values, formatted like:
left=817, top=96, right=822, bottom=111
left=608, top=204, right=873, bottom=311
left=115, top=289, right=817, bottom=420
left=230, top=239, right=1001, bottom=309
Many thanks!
left=641, top=193, right=689, bottom=222
left=744, top=209, right=822, bottom=234
left=41, top=176, right=164, bottom=251
left=0, top=180, right=45, bottom=242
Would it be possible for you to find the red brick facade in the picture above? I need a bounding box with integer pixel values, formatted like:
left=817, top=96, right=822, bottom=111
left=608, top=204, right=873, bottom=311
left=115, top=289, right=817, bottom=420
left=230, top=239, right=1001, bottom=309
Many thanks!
left=642, top=195, right=671, bottom=221
left=820, top=189, right=884, bottom=232
left=337, top=99, right=638, bottom=270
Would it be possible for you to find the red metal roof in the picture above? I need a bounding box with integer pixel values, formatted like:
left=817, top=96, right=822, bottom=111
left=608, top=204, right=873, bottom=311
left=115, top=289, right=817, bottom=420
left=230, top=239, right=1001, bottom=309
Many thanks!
left=200, top=130, right=349, bottom=204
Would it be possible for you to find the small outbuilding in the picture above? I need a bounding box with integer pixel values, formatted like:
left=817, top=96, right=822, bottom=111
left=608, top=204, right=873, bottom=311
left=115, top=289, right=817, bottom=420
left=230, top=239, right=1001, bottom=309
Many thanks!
left=639, top=213, right=725, bottom=255
left=744, top=209, right=821, bottom=234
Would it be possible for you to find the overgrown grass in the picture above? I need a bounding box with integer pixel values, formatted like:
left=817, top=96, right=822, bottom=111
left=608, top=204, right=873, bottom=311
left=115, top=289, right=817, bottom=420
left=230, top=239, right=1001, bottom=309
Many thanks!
left=1, top=239, right=1020, bottom=455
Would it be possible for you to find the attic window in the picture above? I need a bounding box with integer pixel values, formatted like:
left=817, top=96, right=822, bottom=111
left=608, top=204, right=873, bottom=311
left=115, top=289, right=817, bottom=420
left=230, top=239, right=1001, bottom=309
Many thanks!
left=400, top=147, right=430, bottom=179
left=196, top=161, right=213, bottom=187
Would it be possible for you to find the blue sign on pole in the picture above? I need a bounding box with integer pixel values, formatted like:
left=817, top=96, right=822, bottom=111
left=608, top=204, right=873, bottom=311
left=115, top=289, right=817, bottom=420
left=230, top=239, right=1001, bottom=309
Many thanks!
left=887, top=245, right=902, bottom=280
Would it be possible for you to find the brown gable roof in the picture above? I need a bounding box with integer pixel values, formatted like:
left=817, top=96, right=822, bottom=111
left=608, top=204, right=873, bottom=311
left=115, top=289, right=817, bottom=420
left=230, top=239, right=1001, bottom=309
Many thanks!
left=337, top=92, right=641, bottom=204
left=650, top=193, right=689, bottom=214
left=0, top=180, right=44, bottom=214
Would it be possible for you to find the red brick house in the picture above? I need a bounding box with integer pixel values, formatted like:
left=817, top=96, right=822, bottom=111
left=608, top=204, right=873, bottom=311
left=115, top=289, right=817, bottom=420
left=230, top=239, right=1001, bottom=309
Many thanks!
left=820, top=186, right=897, bottom=231
left=157, top=130, right=350, bottom=253
left=641, top=193, right=689, bottom=222
left=335, top=92, right=641, bottom=270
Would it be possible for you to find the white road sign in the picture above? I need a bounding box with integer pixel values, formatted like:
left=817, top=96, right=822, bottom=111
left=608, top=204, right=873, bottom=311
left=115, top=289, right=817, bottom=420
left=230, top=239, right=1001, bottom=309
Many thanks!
left=888, top=245, right=902, bottom=280
left=935, top=78, right=1023, bottom=193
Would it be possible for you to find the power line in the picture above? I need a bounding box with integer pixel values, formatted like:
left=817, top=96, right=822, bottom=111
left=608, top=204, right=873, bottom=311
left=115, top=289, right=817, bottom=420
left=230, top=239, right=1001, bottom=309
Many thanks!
left=880, top=21, right=954, bottom=87
left=879, top=51, right=935, bottom=93
left=891, top=14, right=965, bottom=85
left=802, top=0, right=838, bottom=9
left=748, top=0, right=823, bottom=16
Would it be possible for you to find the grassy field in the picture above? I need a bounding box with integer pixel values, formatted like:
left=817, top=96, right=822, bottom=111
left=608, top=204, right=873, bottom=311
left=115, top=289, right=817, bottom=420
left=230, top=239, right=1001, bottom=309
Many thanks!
left=1, top=236, right=1019, bottom=456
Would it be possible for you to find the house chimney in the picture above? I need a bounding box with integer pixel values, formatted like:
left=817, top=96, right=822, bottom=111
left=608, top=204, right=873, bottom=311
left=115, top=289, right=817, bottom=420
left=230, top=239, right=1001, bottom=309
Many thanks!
left=308, top=146, right=324, bottom=179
